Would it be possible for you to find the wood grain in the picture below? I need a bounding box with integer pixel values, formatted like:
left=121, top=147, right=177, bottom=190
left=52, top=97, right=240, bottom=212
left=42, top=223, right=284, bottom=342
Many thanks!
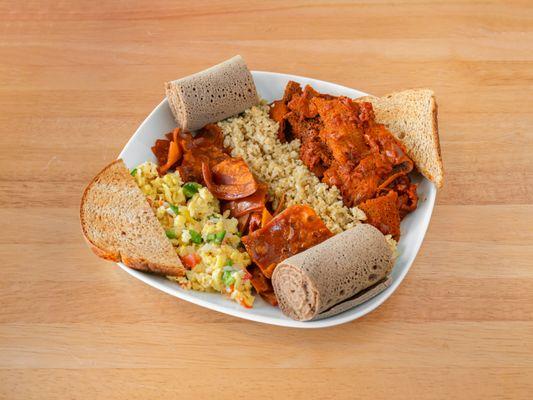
left=1, top=1, right=532, bottom=399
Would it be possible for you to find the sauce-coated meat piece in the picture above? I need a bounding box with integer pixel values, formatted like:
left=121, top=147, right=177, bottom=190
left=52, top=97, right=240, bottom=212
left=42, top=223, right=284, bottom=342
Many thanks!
left=286, top=114, right=333, bottom=178
left=287, top=84, right=322, bottom=119
left=223, top=183, right=268, bottom=217
left=359, top=190, right=401, bottom=240
left=386, top=176, right=418, bottom=218
left=247, top=264, right=278, bottom=306
left=269, top=81, right=303, bottom=142
left=313, top=97, right=371, bottom=164
left=175, top=124, right=230, bottom=183
left=242, top=205, right=333, bottom=278
left=299, top=137, right=333, bottom=178
left=202, top=158, right=258, bottom=200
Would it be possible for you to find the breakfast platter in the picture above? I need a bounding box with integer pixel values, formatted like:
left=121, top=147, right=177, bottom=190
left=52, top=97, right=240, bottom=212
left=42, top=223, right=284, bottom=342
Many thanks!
left=80, top=56, right=442, bottom=328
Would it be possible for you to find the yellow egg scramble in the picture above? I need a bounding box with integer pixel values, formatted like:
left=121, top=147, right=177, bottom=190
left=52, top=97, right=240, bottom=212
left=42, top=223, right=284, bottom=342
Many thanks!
left=132, top=162, right=254, bottom=308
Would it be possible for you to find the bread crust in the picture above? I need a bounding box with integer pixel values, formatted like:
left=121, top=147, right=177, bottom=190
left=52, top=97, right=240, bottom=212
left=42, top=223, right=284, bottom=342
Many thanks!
left=122, top=256, right=186, bottom=277
left=85, top=238, right=121, bottom=262
left=80, top=159, right=124, bottom=261
left=430, top=95, right=444, bottom=188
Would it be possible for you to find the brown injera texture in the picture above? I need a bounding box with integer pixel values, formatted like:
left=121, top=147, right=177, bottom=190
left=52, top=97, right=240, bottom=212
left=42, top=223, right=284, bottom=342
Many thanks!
left=272, top=224, right=393, bottom=321
left=165, top=55, right=259, bottom=131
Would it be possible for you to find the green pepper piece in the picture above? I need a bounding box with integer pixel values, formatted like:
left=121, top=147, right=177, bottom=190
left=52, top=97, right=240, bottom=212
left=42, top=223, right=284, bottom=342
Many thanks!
left=214, top=230, right=226, bottom=244
left=130, top=168, right=137, bottom=176
left=189, top=229, right=202, bottom=244
left=165, top=229, right=177, bottom=239
left=206, top=233, right=216, bottom=242
left=226, top=259, right=234, bottom=266
left=169, top=204, right=180, bottom=215
left=222, top=269, right=236, bottom=286
left=182, top=182, right=202, bottom=199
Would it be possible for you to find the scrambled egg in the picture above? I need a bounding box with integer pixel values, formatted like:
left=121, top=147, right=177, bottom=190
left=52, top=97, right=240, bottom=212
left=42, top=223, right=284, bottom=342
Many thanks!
left=132, top=162, right=254, bottom=308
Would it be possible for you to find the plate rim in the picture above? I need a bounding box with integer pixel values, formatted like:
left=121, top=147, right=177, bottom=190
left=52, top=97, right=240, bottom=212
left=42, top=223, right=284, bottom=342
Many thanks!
left=116, top=71, right=437, bottom=328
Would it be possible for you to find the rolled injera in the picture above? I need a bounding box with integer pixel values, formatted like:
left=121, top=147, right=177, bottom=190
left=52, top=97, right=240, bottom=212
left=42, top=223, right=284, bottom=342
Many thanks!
left=272, top=224, right=394, bottom=321
left=165, top=55, right=259, bottom=131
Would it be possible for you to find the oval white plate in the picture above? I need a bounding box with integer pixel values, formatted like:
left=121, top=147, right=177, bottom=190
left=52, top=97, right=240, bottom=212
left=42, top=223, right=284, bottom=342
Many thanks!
left=118, top=71, right=436, bottom=328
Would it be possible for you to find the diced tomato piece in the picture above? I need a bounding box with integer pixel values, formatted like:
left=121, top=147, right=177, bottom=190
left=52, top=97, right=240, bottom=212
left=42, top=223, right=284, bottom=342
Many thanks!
left=180, top=253, right=201, bottom=269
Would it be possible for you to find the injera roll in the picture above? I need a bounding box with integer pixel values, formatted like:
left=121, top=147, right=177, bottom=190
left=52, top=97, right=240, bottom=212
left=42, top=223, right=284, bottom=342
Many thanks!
left=272, top=224, right=394, bottom=321
left=165, top=55, right=259, bottom=131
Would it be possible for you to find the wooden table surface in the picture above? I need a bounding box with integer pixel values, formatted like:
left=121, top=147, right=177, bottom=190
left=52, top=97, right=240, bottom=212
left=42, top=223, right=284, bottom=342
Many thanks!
left=1, top=1, right=532, bottom=399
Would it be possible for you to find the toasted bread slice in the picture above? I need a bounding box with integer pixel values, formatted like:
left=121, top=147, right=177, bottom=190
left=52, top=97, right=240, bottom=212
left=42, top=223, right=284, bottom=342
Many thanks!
left=357, top=89, right=444, bottom=188
left=80, top=159, right=185, bottom=277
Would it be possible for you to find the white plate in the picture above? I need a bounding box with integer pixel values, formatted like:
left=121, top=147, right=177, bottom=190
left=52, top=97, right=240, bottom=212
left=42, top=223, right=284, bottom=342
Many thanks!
left=118, top=71, right=436, bottom=328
